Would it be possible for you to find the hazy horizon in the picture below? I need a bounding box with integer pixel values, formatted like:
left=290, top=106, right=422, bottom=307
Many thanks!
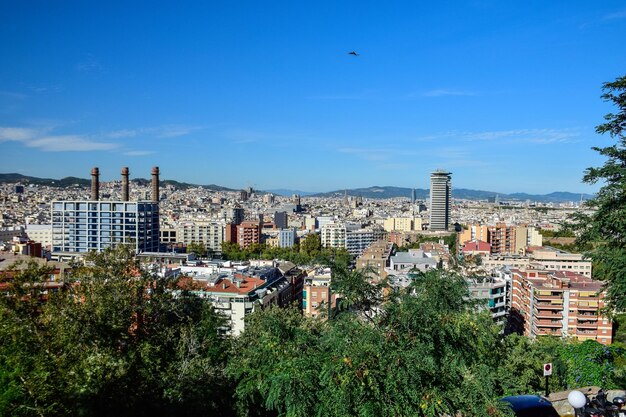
left=1, top=2, right=625, bottom=194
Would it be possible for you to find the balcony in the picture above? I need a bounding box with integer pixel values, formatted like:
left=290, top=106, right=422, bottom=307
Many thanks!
left=578, top=305, right=599, bottom=312
left=577, top=321, right=598, bottom=329
left=534, top=294, right=562, bottom=302
left=535, top=328, right=562, bottom=336
left=535, top=319, right=562, bottom=328
left=576, top=330, right=597, bottom=337
left=534, top=302, right=563, bottom=310
left=534, top=311, right=563, bottom=320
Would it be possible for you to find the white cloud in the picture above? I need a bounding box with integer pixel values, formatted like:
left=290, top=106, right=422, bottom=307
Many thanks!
left=0, top=127, right=40, bottom=141
left=462, top=128, right=580, bottom=144
left=603, top=9, right=626, bottom=20
left=414, top=128, right=581, bottom=145
left=107, top=125, right=203, bottom=139
left=28, top=135, right=118, bottom=152
left=124, top=150, right=156, bottom=156
left=108, top=129, right=140, bottom=139
left=420, top=89, right=477, bottom=97
left=0, top=126, right=117, bottom=152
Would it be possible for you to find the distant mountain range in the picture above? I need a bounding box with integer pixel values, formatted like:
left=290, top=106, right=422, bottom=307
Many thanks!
left=310, top=186, right=594, bottom=203
left=0, top=173, right=235, bottom=192
left=265, top=189, right=318, bottom=197
left=0, top=174, right=593, bottom=203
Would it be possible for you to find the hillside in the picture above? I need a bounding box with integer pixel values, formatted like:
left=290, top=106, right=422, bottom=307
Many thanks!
left=0, top=173, right=235, bottom=192
left=310, top=185, right=594, bottom=203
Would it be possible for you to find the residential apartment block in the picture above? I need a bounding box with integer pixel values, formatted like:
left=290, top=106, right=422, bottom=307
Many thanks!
left=303, top=269, right=337, bottom=318
left=356, top=240, right=394, bottom=279
left=321, top=222, right=387, bottom=257
left=467, top=276, right=507, bottom=324
left=383, top=217, right=422, bottom=232
left=236, top=221, right=262, bottom=248
left=176, top=221, right=224, bottom=254
left=459, top=223, right=542, bottom=255
left=510, top=269, right=612, bottom=344
left=176, top=264, right=301, bottom=335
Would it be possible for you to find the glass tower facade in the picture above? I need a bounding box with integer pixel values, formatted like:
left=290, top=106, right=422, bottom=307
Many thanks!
left=51, top=200, right=160, bottom=254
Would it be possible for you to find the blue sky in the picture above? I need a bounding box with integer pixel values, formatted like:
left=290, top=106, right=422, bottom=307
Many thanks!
left=1, top=1, right=625, bottom=193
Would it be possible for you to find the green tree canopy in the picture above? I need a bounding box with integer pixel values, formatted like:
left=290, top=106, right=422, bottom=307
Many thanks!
left=0, top=245, right=233, bottom=417
left=228, top=269, right=511, bottom=417
left=186, top=241, right=208, bottom=257
left=570, top=74, right=626, bottom=312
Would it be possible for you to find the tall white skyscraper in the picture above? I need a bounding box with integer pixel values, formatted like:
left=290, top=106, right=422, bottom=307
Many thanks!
left=429, top=170, right=451, bottom=231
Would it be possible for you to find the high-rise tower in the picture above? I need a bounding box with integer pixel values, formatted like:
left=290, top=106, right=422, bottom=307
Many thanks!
left=429, top=170, right=451, bottom=231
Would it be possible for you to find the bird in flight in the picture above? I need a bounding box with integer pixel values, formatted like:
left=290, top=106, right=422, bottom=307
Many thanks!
left=348, top=51, right=359, bottom=56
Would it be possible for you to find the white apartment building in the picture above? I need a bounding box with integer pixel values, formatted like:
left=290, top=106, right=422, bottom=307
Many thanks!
left=25, top=224, right=52, bottom=248
left=176, top=221, right=225, bottom=254
left=383, top=217, right=422, bottom=232
left=483, top=247, right=592, bottom=277
left=278, top=228, right=296, bottom=248
left=321, top=222, right=348, bottom=249
left=321, top=222, right=386, bottom=257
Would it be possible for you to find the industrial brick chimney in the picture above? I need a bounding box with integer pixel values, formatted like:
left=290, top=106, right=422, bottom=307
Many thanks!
left=91, top=167, right=99, bottom=201
left=151, top=166, right=159, bottom=203
left=121, top=167, right=130, bottom=201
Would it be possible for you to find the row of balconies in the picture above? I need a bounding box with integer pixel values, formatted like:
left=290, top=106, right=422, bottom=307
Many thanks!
left=534, top=311, right=562, bottom=319
left=535, top=319, right=562, bottom=328
left=534, top=328, right=562, bottom=336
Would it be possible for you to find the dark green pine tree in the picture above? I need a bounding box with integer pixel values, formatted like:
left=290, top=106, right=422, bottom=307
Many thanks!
left=571, top=74, right=626, bottom=312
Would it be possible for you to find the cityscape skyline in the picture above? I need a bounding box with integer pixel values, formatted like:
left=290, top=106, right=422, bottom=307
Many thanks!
left=1, top=2, right=626, bottom=193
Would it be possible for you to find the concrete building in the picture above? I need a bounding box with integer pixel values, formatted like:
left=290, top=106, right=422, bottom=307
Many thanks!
left=278, top=228, right=296, bottom=248
left=345, top=226, right=387, bottom=257
left=176, top=266, right=293, bottom=335
left=303, top=269, right=337, bottom=318
left=467, top=276, right=507, bottom=324
left=51, top=167, right=161, bottom=259
left=274, top=211, right=288, bottom=229
left=488, top=222, right=517, bottom=255
left=176, top=221, right=224, bottom=254
left=510, top=269, right=612, bottom=345
left=356, top=240, right=393, bottom=279
left=460, top=223, right=543, bottom=255
left=25, top=224, right=52, bottom=248
left=458, top=225, right=489, bottom=248
left=236, top=221, right=261, bottom=249
left=383, top=217, right=422, bottom=232
left=525, top=246, right=592, bottom=277
left=0, top=226, right=25, bottom=243
left=516, top=225, right=543, bottom=250
left=429, top=170, right=451, bottom=231
left=304, top=215, right=317, bottom=231
left=263, top=194, right=275, bottom=204
left=389, top=249, right=438, bottom=272
left=321, top=222, right=348, bottom=249
left=226, top=207, right=245, bottom=225
left=322, top=222, right=387, bottom=256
